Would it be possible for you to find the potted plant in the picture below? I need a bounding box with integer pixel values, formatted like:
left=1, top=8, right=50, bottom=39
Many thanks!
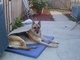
left=31, top=0, right=46, bottom=15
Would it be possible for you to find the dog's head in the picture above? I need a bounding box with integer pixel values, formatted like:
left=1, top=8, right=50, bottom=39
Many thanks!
left=31, top=21, right=41, bottom=35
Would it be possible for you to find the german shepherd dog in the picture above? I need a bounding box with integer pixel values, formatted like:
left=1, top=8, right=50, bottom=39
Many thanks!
left=8, top=21, right=58, bottom=50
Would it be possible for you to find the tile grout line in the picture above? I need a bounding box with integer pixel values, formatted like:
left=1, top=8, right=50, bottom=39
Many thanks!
left=56, top=49, right=62, bottom=60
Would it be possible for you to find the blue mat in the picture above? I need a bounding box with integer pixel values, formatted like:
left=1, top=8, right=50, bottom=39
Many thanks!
left=5, top=35, right=54, bottom=58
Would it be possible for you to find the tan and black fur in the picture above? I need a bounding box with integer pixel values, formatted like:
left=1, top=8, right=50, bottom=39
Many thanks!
left=8, top=21, right=58, bottom=50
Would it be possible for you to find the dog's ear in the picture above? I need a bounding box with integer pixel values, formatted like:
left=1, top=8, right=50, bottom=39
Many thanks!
left=38, top=21, right=41, bottom=26
left=32, top=20, right=35, bottom=25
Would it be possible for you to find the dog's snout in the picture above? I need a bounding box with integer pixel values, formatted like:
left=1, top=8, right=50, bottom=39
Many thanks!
left=36, top=31, right=38, bottom=34
left=35, top=30, right=39, bottom=34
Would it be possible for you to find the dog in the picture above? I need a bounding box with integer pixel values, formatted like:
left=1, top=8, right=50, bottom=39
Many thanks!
left=8, top=21, right=58, bottom=50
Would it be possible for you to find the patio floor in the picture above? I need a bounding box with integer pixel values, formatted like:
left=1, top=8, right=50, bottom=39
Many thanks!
left=0, top=11, right=80, bottom=60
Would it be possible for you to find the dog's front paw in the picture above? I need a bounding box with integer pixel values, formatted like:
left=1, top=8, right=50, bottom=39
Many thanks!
left=48, top=43, right=58, bottom=48
left=50, top=40, right=59, bottom=44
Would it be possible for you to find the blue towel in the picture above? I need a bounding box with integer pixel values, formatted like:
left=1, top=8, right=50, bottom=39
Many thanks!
left=5, top=35, right=54, bottom=58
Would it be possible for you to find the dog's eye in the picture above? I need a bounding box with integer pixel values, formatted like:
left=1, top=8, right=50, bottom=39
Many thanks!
left=33, top=27, right=36, bottom=29
left=38, top=27, right=40, bottom=29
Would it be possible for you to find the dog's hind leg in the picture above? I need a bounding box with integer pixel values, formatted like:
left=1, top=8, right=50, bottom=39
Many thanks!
left=8, top=35, right=37, bottom=50
left=9, top=44, right=37, bottom=50
left=9, top=44, right=30, bottom=50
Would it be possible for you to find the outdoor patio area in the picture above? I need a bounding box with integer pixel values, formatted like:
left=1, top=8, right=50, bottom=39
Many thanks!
left=0, top=11, right=80, bottom=60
